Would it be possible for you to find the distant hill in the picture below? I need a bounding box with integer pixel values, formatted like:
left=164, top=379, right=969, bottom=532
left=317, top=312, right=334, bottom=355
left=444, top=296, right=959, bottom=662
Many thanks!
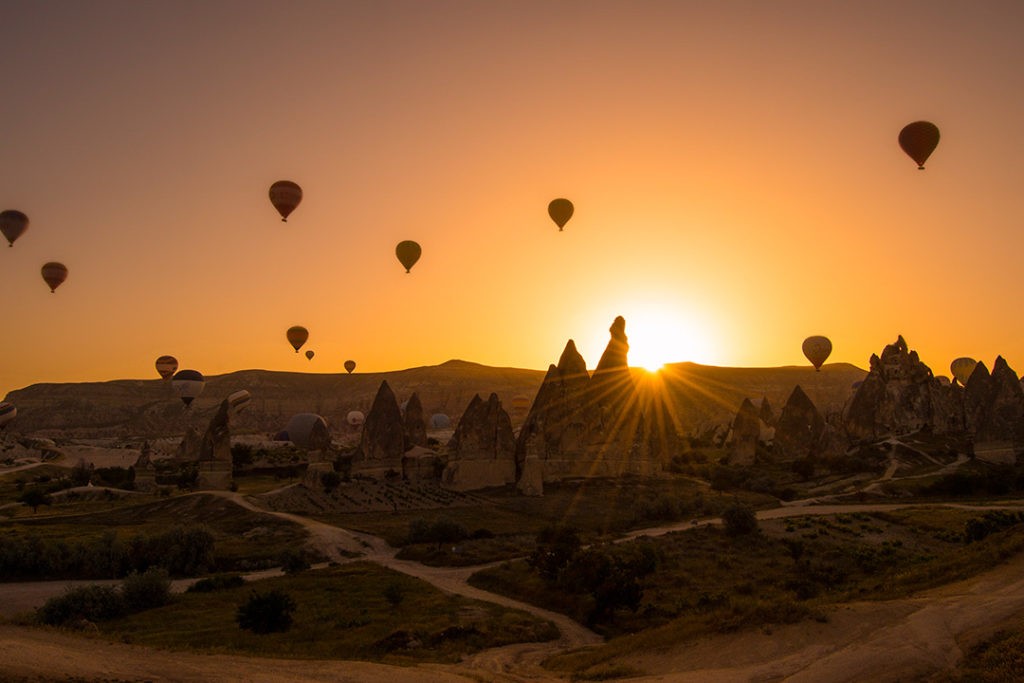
left=3, top=359, right=865, bottom=439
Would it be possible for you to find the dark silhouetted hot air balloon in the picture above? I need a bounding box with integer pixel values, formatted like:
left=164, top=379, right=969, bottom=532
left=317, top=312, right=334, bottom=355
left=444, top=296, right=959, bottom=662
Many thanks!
left=802, top=336, right=832, bottom=372
left=305, top=350, right=315, bottom=361
left=0, top=402, right=16, bottom=430
left=430, top=413, right=451, bottom=429
left=0, top=210, right=28, bottom=247
left=950, top=357, right=977, bottom=386
left=344, top=360, right=356, bottom=374
left=41, top=262, right=67, bottom=293
left=548, top=198, right=574, bottom=231
left=898, top=121, right=940, bottom=169
left=396, top=240, right=421, bottom=273
left=286, top=326, right=308, bottom=352
left=285, top=413, right=330, bottom=449
left=155, top=355, right=178, bottom=380
left=171, top=369, right=205, bottom=407
left=228, top=389, right=252, bottom=414
left=346, top=410, right=365, bottom=427
left=269, top=180, right=302, bottom=221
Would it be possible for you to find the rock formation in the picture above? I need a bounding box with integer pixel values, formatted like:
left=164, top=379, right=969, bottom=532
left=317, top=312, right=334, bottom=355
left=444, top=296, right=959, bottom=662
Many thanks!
left=197, top=399, right=232, bottom=490
left=774, top=385, right=827, bottom=461
left=727, top=398, right=760, bottom=465
left=844, top=336, right=962, bottom=441
left=759, top=397, right=776, bottom=427
left=353, top=381, right=406, bottom=477
left=177, top=425, right=202, bottom=461
left=133, top=441, right=156, bottom=492
left=443, top=393, right=516, bottom=490
left=968, top=357, right=1024, bottom=458
left=515, top=317, right=667, bottom=484
left=403, top=392, right=428, bottom=449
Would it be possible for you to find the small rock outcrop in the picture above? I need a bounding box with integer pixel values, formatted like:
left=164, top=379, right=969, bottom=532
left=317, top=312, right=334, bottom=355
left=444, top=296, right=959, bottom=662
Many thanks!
left=403, top=393, right=428, bottom=449
left=198, top=399, right=232, bottom=490
left=443, top=393, right=516, bottom=490
left=727, top=398, right=760, bottom=465
left=177, top=425, right=202, bottom=461
left=353, top=381, right=405, bottom=477
left=774, top=385, right=827, bottom=461
left=133, top=441, right=156, bottom=492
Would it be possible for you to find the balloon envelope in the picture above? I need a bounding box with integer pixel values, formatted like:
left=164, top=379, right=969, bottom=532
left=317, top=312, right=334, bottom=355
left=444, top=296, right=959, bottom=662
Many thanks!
left=0, top=402, right=16, bottom=430
left=286, top=326, right=309, bottom=352
left=950, top=357, right=978, bottom=386
left=344, top=360, right=356, bottom=374
left=269, top=180, right=302, bottom=221
left=0, top=210, right=28, bottom=247
left=155, top=355, right=178, bottom=380
left=395, top=240, right=421, bottom=273
left=430, top=413, right=451, bottom=429
left=171, top=369, right=205, bottom=406
left=228, top=389, right=252, bottom=414
left=898, top=121, right=940, bottom=169
left=802, top=336, right=832, bottom=371
left=548, top=198, right=574, bottom=230
left=305, top=350, right=315, bottom=361
left=41, top=262, right=68, bottom=293
left=346, top=410, right=365, bottom=427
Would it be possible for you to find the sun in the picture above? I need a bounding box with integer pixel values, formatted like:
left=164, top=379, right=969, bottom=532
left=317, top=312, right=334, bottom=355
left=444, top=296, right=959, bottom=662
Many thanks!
left=616, top=306, right=717, bottom=372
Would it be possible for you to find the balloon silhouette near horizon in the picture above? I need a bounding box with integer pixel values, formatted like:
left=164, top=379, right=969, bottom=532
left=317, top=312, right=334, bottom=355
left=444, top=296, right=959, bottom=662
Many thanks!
left=286, top=326, right=309, bottom=353
left=899, top=121, right=940, bottom=169
left=1, top=210, right=29, bottom=247
left=802, top=335, right=832, bottom=372
left=155, top=355, right=178, bottom=380
left=269, top=180, right=302, bottom=221
left=305, top=350, right=315, bottom=361
left=344, top=360, right=356, bottom=374
left=950, top=357, right=978, bottom=386
left=548, top=198, right=574, bottom=231
left=41, top=262, right=68, bottom=293
left=396, top=240, right=421, bottom=273
left=171, top=369, right=204, bottom=407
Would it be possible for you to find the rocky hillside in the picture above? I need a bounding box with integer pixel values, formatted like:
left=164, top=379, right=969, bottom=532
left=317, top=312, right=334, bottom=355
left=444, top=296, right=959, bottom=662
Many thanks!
left=3, top=358, right=865, bottom=439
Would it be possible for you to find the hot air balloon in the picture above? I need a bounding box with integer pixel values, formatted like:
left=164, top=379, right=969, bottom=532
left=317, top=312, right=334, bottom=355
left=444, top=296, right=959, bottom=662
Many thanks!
left=155, top=355, right=178, bottom=380
left=346, top=410, right=365, bottom=427
left=0, top=402, right=16, bottom=430
left=285, top=413, right=330, bottom=449
left=344, top=360, right=356, bottom=374
left=228, top=389, right=252, bottom=414
left=395, top=240, right=421, bottom=273
left=305, top=350, right=314, bottom=361
left=936, top=375, right=951, bottom=387
left=548, top=198, right=574, bottom=231
left=286, top=326, right=308, bottom=352
left=898, top=121, right=940, bottom=169
left=269, top=180, right=302, bottom=221
left=41, top=262, right=67, bottom=293
left=950, top=357, right=978, bottom=386
left=511, top=395, right=531, bottom=413
left=430, top=413, right=451, bottom=429
left=171, top=369, right=205, bottom=407
left=0, top=210, right=28, bottom=247
left=802, top=336, right=832, bottom=372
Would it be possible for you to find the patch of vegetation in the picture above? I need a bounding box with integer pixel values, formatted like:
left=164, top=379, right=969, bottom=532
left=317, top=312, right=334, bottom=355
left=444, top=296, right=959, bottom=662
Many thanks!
left=187, top=573, right=245, bottom=593
left=934, top=621, right=1024, bottom=683
left=102, top=563, right=559, bottom=664
left=37, top=567, right=171, bottom=626
left=236, top=589, right=296, bottom=634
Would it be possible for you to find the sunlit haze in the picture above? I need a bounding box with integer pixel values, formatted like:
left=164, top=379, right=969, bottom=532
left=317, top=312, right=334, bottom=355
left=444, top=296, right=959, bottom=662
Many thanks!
left=3, top=0, right=1024, bottom=397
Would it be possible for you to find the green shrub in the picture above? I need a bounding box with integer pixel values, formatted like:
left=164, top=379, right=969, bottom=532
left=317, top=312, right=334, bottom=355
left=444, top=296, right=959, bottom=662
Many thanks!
left=236, top=589, right=296, bottom=634
left=38, top=585, right=125, bottom=625
left=121, top=567, right=171, bottom=611
left=280, top=550, right=311, bottom=575
left=722, top=503, right=759, bottom=536
left=187, top=574, right=245, bottom=593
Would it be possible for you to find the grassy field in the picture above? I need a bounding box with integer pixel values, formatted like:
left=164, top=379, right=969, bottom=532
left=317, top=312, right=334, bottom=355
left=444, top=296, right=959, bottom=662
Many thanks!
left=0, top=493, right=313, bottom=573
left=464, top=506, right=1024, bottom=679
left=102, top=562, right=558, bottom=664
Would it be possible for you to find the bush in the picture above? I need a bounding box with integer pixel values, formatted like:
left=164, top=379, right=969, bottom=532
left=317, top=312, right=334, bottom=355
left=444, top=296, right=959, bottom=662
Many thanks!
left=121, top=567, right=171, bottom=611
left=320, top=470, right=342, bottom=494
left=406, top=517, right=469, bottom=548
left=236, top=589, right=296, bottom=634
left=38, top=585, right=125, bottom=625
left=18, top=488, right=52, bottom=513
left=187, top=574, right=245, bottom=593
left=280, top=550, right=311, bottom=575
left=528, top=525, right=581, bottom=581
left=384, top=582, right=405, bottom=607
left=722, top=503, right=759, bottom=536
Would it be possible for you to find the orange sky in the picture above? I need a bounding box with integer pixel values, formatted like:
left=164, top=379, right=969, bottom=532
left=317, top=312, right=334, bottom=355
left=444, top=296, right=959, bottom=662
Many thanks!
left=3, top=1, right=1024, bottom=399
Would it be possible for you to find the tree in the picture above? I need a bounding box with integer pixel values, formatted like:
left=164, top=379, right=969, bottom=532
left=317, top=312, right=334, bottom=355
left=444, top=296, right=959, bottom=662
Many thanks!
left=19, top=488, right=51, bottom=513
left=722, top=502, right=759, bottom=536
left=528, top=525, right=581, bottom=581
left=237, top=590, right=296, bottom=634
left=320, top=470, right=341, bottom=494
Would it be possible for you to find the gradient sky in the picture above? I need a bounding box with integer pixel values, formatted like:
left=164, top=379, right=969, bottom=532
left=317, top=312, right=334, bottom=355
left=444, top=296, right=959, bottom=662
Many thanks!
left=3, top=0, right=1024, bottom=398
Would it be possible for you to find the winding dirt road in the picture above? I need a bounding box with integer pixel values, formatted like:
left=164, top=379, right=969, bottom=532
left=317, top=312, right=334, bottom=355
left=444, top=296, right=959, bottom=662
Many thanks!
left=4, top=492, right=1024, bottom=682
